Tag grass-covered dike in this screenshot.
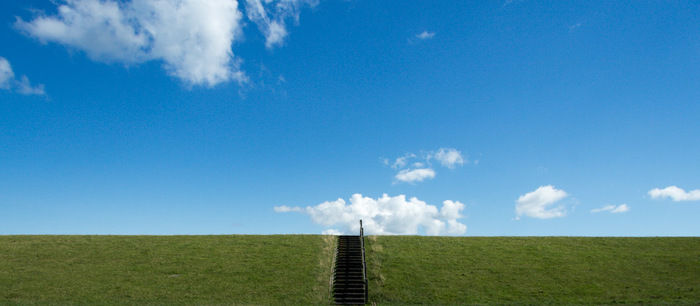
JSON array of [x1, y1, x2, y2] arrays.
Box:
[[1, 235, 699, 305], [366, 236, 700, 305], [1, 235, 336, 305]]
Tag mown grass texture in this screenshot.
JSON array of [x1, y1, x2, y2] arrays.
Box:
[[366, 236, 700, 305], [0, 235, 335, 305], [2, 235, 700, 305]]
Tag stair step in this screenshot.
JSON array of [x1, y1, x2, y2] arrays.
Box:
[[334, 287, 365, 292], [334, 281, 366, 285], [334, 267, 364, 271], [333, 286, 366, 290], [335, 301, 365, 305], [334, 278, 365, 282], [333, 278, 365, 282], [334, 284, 365, 288], [335, 298, 366, 302]]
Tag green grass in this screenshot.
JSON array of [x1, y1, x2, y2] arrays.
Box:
[[366, 236, 700, 305], [2, 236, 699, 305], [0, 235, 335, 305]]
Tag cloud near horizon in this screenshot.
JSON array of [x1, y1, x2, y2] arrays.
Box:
[[516, 185, 569, 219], [0, 57, 45, 95], [648, 186, 700, 202], [275, 194, 467, 235], [15, 0, 315, 87]]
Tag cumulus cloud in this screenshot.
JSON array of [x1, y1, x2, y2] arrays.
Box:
[[16, 0, 245, 86], [274, 194, 467, 235], [591, 204, 629, 213], [387, 148, 467, 184], [516, 185, 568, 219], [0, 57, 45, 95], [649, 186, 700, 202], [395, 168, 436, 184], [415, 31, 435, 40], [16, 0, 314, 86]]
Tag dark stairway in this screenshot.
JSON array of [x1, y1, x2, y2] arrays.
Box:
[[332, 224, 368, 305]]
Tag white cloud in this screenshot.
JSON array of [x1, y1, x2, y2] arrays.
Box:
[[611, 204, 630, 213], [415, 31, 435, 40], [0, 57, 45, 95], [395, 168, 436, 184], [591, 204, 629, 213], [245, 0, 317, 49], [569, 23, 582, 33], [0, 58, 14, 89], [273, 205, 302, 212], [245, 0, 284, 49], [392, 153, 416, 169], [516, 185, 568, 219], [430, 148, 465, 169], [274, 194, 467, 235], [387, 148, 467, 184], [322, 229, 343, 235], [16, 0, 250, 86], [265, 21, 288, 48], [501, 0, 525, 8], [649, 186, 700, 202]]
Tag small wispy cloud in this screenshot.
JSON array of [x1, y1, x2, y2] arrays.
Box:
[[516, 185, 569, 219], [274, 194, 467, 235], [391, 153, 416, 169], [591, 204, 629, 213], [395, 168, 436, 184], [649, 186, 700, 202], [569, 23, 582, 33], [244, 0, 318, 49], [385, 148, 467, 184], [415, 31, 435, 40], [429, 148, 465, 169], [273, 205, 303, 213], [0, 57, 45, 95], [501, 0, 526, 9]]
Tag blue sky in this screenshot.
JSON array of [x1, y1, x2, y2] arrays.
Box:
[[1, 0, 699, 236]]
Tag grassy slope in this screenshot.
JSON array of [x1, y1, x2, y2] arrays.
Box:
[[2, 236, 700, 305], [0, 235, 335, 305], [366, 236, 700, 305]]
